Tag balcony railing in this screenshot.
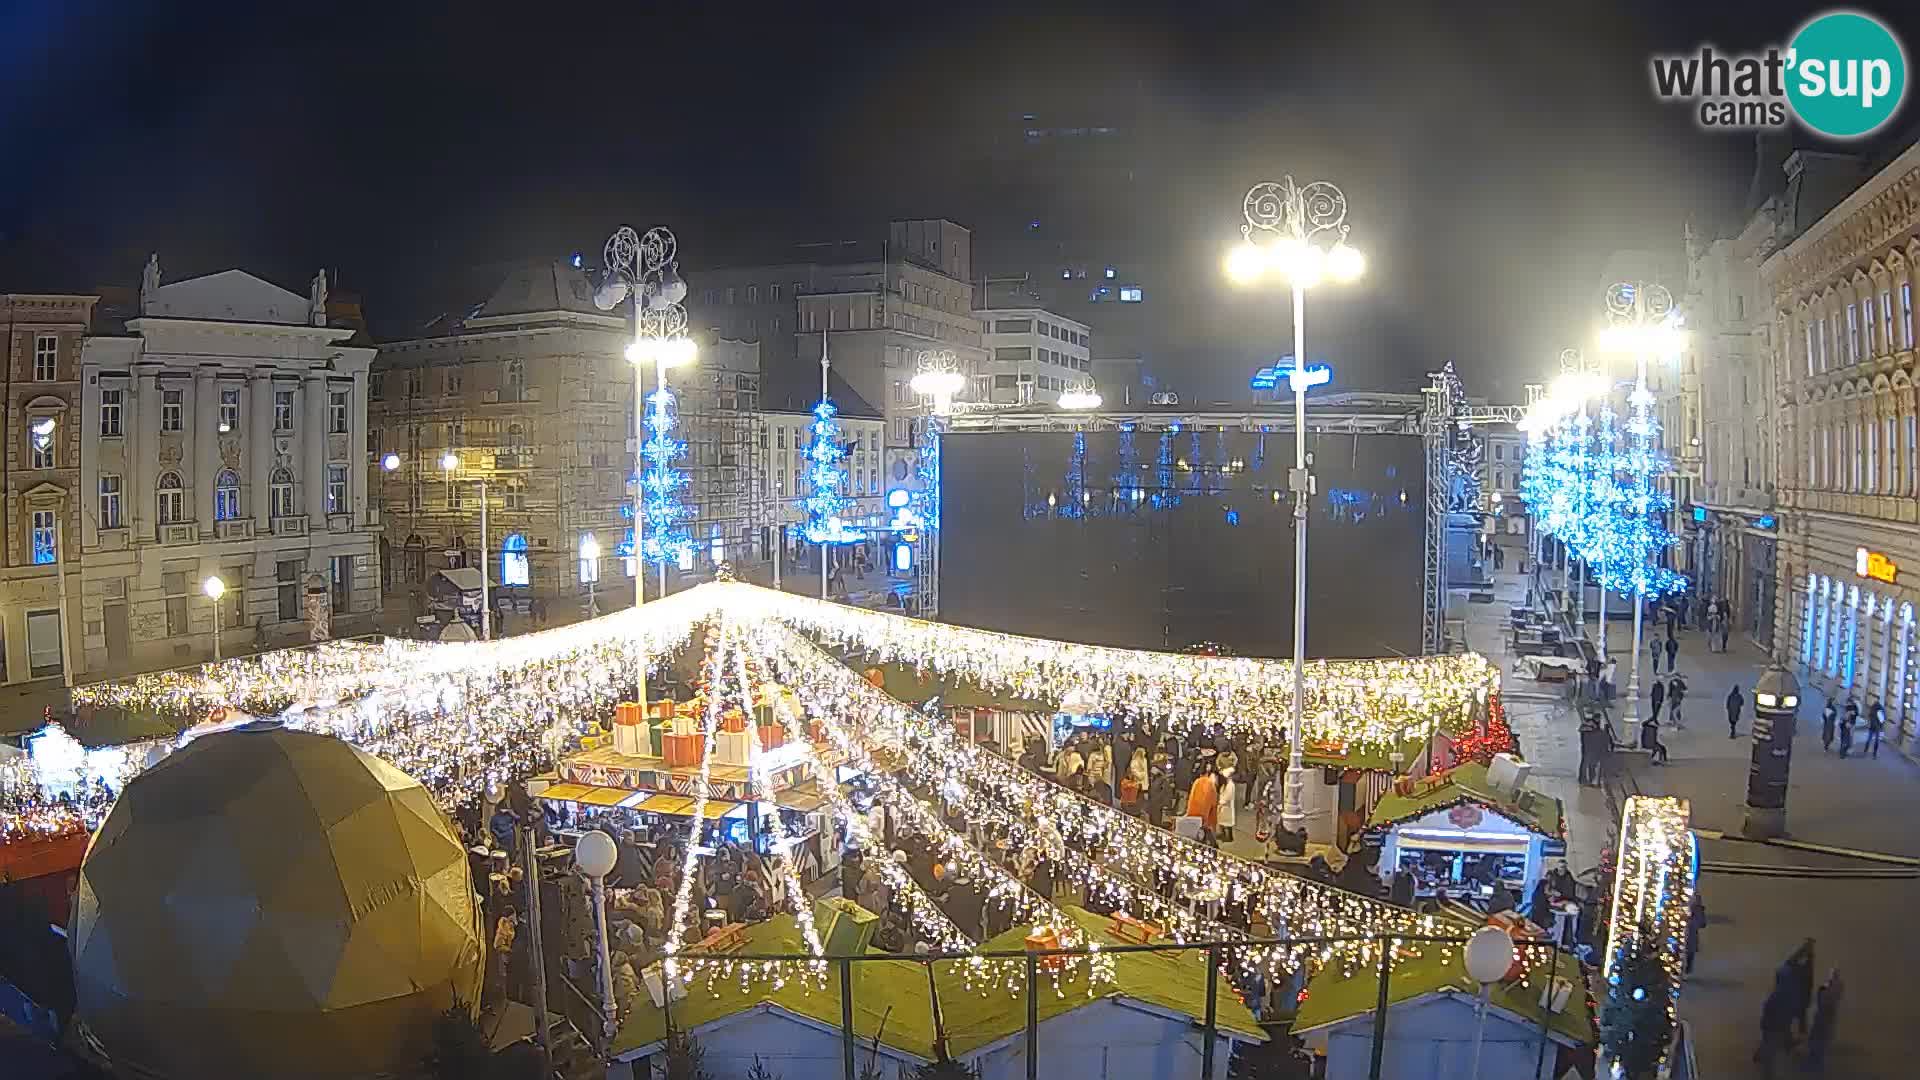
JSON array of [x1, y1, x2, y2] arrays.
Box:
[[272, 514, 309, 538]]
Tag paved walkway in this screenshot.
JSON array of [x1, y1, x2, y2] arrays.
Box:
[[1601, 598, 1920, 1080]]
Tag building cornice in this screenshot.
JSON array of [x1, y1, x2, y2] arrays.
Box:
[[125, 317, 359, 344], [1762, 141, 1920, 299]]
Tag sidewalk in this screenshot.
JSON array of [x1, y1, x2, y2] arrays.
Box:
[[1462, 564, 1615, 874], [1611, 608, 1920, 1080]]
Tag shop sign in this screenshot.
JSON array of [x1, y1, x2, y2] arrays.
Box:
[[1856, 547, 1898, 585]]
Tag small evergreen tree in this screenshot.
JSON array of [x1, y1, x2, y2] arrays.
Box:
[[662, 1027, 714, 1080], [1599, 926, 1674, 1079], [913, 1058, 979, 1080]]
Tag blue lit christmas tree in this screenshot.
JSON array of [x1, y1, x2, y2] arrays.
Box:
[[1611, 382, 1688, 599], [798, 399, 865, 544], [640, 387, 693, 566]]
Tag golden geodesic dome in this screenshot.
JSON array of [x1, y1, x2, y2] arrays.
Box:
[[71, 721, 484, 1080]]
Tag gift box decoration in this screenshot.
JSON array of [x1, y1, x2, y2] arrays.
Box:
[[671, 714, 701, 737], [757, 724, 785, 751], [815, 896, 879, 956], [662, 732, 706, 768], [616, 701, 645, 727], [1023, 927, 1065, 971], [715, 730, 753, 767], [645, 721, 666, 757], [646, 699, 675, 721], [721, 709, 748, 734], [642, 960, 688, 1008], [808, 719, 828, 744]]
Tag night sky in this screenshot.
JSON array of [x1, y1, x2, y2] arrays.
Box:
[[3, 0, 1916, 401]]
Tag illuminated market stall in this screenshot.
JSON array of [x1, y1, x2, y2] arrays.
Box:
[[1363, 756, 1565, 907]]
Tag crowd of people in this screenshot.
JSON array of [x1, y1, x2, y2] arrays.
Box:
[[1755, 939, 1844, 1076]]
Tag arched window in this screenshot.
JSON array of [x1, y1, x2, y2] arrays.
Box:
[[270, 467, 296, 519], [505, 359, 526, 401], [403, 533, 426, 583], [500, 532, 530, 587], [506, 422, 527, 453], [214, 469, 241, 521], [157, 471, 185, 525]]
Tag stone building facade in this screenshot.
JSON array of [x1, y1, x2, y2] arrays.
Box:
[[1763, 141, 1920, 750], [0, 293, 94, 685], [77, 264, 379, 674]]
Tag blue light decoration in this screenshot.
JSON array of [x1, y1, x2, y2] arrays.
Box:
[[1610, 382, 1689, 599], [1691, 505, 1708, 524], [640, 388, 693, 566], [1756, 514, 1776, 530], [914, 417, 943, 531], [894, 542, 913, 572], [797, 398, 865, 544], [1059, 431, 1088, 518]]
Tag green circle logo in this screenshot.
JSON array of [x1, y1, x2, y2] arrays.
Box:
[[1786, 11, 1907, 138]]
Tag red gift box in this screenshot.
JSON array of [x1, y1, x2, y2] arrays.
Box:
[[758, 725, 785, 751], [646, 699, 675, 721], [663, 732, 707, 768], [722, 710, 748, 734], [616, 701, 645, 727]]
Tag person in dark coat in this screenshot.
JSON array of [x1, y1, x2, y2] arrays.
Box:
[[1685, 892, 1706, 973], [1866, 699, 1886, 758], [1726, 684, 1745, 739], [1667, 673, 1688, 728], [1576, 718, 1598, 785], [1640, 716, 1668, 764], [1839, 697, 1857, 758], [1663, 633, 1679, 674], [1807, 968, 1844, 1072], [1755, 985, 1796, 1076], [1649, 678, 1666, 723], [1821, 700, 1838, 752], [1781, 939, 1817, 1038], [1648, 633, 1663, 675]]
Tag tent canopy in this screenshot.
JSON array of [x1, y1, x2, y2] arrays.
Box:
[[1366, 760, 1563, 838]]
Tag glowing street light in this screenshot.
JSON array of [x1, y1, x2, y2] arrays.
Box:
[[1224, 175, 1364, 839], [1057, 382, 1103, 410], [381, 452, 401, 472], [203, 576, 227, 661]]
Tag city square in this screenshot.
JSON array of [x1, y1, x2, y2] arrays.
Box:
[[3, 4, 1920, 1080]]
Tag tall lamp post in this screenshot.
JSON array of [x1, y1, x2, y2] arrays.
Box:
[[910, 350, 966, 616], [1225, 177, 1365, 836], [1597, 282, 1687, 732], [596, 225, 695, 707], [203, 576, 227, 661], [572, 830, 619, 1044], [442, 452, 490, 641]]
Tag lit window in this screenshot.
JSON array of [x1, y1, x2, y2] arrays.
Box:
[[1119, 286, 1144, 303], [214, 469, 241, 521], [98, 474, 122, 529], [501, 533, 530, 586], [219, 388, 240, 431], [28, 418, 55, 469], [30, 510, 56, 564], [326, 465, 348, 513], [275, 390, 296, 431]]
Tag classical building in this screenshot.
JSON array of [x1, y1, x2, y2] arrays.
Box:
[[0, 292, 94, 685], [77, 261, 379, 673], [1479, 428, 1527, 539], [977, 307, 1092, 405], [1763, 139, 1920, 750], [370, 260, 765, 626]]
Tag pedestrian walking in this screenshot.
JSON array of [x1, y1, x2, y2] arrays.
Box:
[[1664, 603, 1678, 637], [1726, 684, 1745, 739], [1685, 891, 1706, 973], [1867, 699, 1886, 758], [1648, 633, 1663, 675], [1839, 696, 1857, 759], [1821, 700, 1837, 752], [1640, 715, 1669, 764], [1755, 985, 1796, 1077], [1663, 633, 1679, 674], [1577, 717, 1605, 785], [1649, 677, 1666, 723], [1601, 656, 1617, 703], [1783, 938, 1816, 1039], [1806, 968, 1844, 1072], [1667, 672, 1688, 729]]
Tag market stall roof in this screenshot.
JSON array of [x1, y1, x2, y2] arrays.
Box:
[[1365, 760, 1563, 838], [855, 660, 1054, 713], [537, 784, 737, 818], [1275, 731, 1432, 772], [1290, 934, 1593, 1046], [433, 567, 488, 592], [610, 906, 1262, 1062]]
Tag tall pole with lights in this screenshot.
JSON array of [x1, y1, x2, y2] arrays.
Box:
[[1225, 177, 1365, 837], [595, 226, 696, 704], [203, 576, 227, 661], [910, 349, 966, 617], [1597, 281, 1688, 732], [441, 452, 490, 640]]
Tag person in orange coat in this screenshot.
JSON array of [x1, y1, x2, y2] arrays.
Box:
[[1185, 764, 1221, 839]]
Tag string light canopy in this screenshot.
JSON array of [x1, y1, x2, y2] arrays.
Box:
[[1602, 796, 1697, 1067]]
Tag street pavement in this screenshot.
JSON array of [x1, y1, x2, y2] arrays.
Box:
[[1594, 585, 1920, 1080]]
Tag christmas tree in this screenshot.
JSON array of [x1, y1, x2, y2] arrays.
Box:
[[1599, 925, 1674, 1080], [641, 387, 693, 567], [799, 398, 864, 545]]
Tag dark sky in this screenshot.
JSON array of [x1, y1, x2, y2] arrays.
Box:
[[3, 0, 1915, 402]]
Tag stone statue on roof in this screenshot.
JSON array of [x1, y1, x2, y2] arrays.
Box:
[[309, 269, 329, 326], [140, 254, 161, 312]]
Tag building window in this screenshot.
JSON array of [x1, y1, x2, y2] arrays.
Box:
[[30, 510, 56, 565], [770, 283, 783, 302], [444, 366, 463, 396], [331, 554, 353, 613], [32, 334, 57, 381], [501, 533, 530, 586], [214, 469, 241, 521], [501, 481, 525, 511], [161, 389, 184, 432], [747, 284, 759, 303], [270, 467, 295, 518], [157, 472, 185, 524], [406, 369, 424, 397], [370, 372, 384, 401], [326, 465, 348, 514], [98, 474, 122, 529], [1119, 286, 1144, 303], [274, 390, 295, 431], [1805, 322, 1816, 377], [579, 538, 599, 584], [277, 560, 302, 621], [447, 481, 463, 510], [505, 358, 526, 401], [219, 388, 240, 432], [1904, 284, 1915, 349], [100, 388, 123, 436], [1864, 296, 1878, 355], [1814, 317, 1827, 371], [1882, 289, 1896, 350], [28, 419, 55, 469], [329, 390, 349, 433]]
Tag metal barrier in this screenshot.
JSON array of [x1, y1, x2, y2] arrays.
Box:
[[616, 931, 1578, 1080]]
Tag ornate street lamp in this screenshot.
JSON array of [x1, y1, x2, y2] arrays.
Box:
[[1223, 177, 1364, 837]]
